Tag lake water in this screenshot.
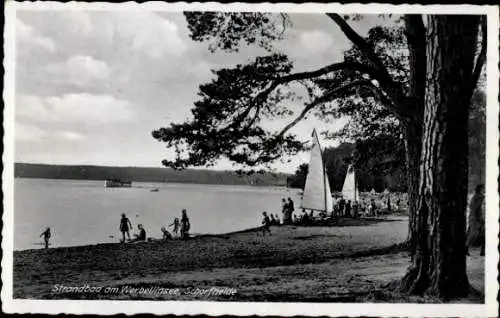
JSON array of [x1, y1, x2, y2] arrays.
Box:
[[14, 178, 302, 251]]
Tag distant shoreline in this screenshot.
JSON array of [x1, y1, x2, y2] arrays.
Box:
[[14, 162, 291, 187]]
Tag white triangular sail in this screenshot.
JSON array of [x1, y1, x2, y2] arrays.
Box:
[[301, 130, 333, 212], [342, 164, 358, 202]]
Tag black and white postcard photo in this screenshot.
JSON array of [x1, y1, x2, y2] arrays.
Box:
[[2, 2, 499, 317]]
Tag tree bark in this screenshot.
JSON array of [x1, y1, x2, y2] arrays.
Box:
[[403, 120, 422, 256], [403, 15, 426, 256], [401, 15, 480, 300]]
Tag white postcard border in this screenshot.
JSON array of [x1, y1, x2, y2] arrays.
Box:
[[2, 2, 499, 317]]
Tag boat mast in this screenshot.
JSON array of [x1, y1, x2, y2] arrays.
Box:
[[323, 152, 327, 213]]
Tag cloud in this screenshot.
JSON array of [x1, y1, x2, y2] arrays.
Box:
[[16, 93, 136, 125], [111, 12, 187, 59], [16, 18, 56, 52], [15, 122, 47, 142], [61, 11, 93, 37], [55, 131, 88, 141], [46, 55, 112, 87]]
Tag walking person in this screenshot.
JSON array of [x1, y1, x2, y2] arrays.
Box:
[[40, 227, 51, 249], [180, 209, 191, 240], [119, 213, 132, 243], [466, 185, 485, 256]]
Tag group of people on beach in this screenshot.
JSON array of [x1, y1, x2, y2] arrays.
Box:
[[38, 185, 485, 255], [119, 209, 191, 243]]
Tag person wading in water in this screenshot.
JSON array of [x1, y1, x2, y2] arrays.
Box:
[[119, 213, 132, 243], [180, 209, 191, 240]]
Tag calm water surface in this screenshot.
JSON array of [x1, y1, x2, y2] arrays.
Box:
[[14, 178, 302, 250]]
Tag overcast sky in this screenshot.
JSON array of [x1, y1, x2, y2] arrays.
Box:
[[14, 10, 392, 173]]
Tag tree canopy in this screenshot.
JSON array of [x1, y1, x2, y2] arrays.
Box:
[[152, 13, 425, 171]]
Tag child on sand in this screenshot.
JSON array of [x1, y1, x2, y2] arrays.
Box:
[[169, 217, 180, 237], [147, 227, 173, 243], [261, 211, 272, 235], [131, 224, 146, 242], [119, 213, 133, 243], [161, 227, 173, 240], [270, 214, 277, 225], [40, 227, 51, 249]]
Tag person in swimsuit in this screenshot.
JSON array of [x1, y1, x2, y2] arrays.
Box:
[[270, 214, 277, 225], [131, 224, 146, 242], [161, 227, 173, 240], [119, 213, 132, 243], [180, 209, 191, 240], [274, 214, 281, 225], [169, 217, 180, 237], [40, 227, 51, 249]]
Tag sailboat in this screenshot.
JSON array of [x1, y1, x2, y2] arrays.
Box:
[[301, 129, 333, 214], [342, 164, 359, 202]]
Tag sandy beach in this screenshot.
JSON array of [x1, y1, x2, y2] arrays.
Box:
[[13, 215, 484, 302]]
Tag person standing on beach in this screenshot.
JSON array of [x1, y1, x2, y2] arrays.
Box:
[[281, 198, 289, 224], [261, 211, 272, 235], [338, 197, 345, 217], [40, 227, 51, 249], [180, 209, 191, 240], [466, 184, 485, 256], [169, 217, 180, 237], [287, 197, 295, 224], [345, 201, 351, 218], [119, 213, 132, 243]]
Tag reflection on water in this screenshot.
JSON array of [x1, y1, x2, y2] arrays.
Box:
[[14, 178, 301, 250]]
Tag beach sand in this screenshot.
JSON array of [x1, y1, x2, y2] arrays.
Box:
[[13, 216, 484, 302]]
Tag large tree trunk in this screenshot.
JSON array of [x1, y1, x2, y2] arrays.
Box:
[[404, 121, 422, 257], [401, 15, 479, 300], [403, 15, 426, 257]]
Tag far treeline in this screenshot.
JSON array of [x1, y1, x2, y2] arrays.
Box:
[[14, 163, 289, 187]]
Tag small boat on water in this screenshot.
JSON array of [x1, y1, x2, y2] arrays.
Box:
[[150, 188, 159, 192], [104, 179, 132, 188]]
